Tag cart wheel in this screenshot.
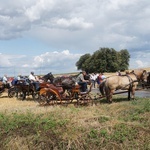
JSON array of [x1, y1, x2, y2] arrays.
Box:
[[8, 88, 16, 98], [17, 91, 26, 100], [38, 95, 47, 105], [77, 94, 93, 106], [46, 94, 58, 106], [32, 92, 39, 102]]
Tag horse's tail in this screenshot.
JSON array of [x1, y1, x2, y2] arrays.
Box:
[[99, 80, 106, 96]]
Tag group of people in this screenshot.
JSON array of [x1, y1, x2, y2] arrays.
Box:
[[1, 72, 41, 91], [90, 72, 106, 88], [1, 70, 106, 93]]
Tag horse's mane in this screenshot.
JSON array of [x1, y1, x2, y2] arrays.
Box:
[[42, 72, 54, 83]]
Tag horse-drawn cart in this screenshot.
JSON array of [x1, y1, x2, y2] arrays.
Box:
[[8, 79, 38, 100], [8, 72, 54, 101], [37, 82, 94, 106]]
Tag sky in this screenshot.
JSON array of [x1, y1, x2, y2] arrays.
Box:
[[0, 0, 150, 77]]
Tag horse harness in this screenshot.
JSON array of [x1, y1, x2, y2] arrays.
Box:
[[125, 72, 139, 90]]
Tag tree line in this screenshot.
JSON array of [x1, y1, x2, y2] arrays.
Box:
[[76, 47, 130, 73]]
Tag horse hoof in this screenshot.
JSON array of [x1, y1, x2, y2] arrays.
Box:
[[108, 101, 112, 104]]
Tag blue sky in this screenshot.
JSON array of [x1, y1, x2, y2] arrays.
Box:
[[0, 0, 150, 76]]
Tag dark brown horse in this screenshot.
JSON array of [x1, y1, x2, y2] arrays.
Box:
[[8, 72, 55, 100], [53, 75, 77, 92], [41, 72, 54, 83], [0, 81, 11, 94], [99, 69, 148, 103]]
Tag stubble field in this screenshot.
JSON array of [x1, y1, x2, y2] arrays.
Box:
[[0, 89, 150, 150]]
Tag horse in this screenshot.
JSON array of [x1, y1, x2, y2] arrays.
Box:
[[99, 69, 148, 103], [0, 81, 11, 94], [8, 72, 54, 100], [41, 72, 54, 83], [8, 79, 36, 100], [53, 75, 77, 92]]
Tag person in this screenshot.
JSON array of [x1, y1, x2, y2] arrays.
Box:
[[97, 73, 106, 85], [116, 70, 121, 76], [11, 76, 18, 86], [2, 74, 8, 84], [97, 73, 103, 85], [90, 73, 97, 88], [17, 74, 21, 80], [76, 71, 89, 92], [101, 73, 106, 80], [28, 72, 40, 91]]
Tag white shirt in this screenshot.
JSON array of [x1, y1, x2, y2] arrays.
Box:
[[101, 75, 106, 80], [29, 74, 36, 81], [3, 76, 7, 82], [90, 74, 97, 81]]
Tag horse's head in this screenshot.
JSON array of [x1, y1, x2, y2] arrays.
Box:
[[42, 72, 54, 83], [48, 72, 54, 83], [132, 69, 148, 83]]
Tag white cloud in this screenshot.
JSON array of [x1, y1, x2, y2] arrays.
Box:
[[0, 50, 82, 76], [0, 54, 12, 67], [54, 17, 93, 30], [129, 50, 150, 69], [0, 0, 150, 75], [135, 60, 144, 68]]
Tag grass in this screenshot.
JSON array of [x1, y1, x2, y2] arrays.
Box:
[[0, 94, 150, 149]]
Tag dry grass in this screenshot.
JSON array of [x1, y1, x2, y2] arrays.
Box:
[[0, 90, 150, 149], [0, 92, 61, 115]]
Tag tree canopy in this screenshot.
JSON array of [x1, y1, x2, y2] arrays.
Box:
[[76, 48, 130, 73]]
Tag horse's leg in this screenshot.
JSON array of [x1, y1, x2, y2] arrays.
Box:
[[109, 89, 114, 103], [131, 87, 136, 100], [23, 91, 26, 100], [128, 89, 131, 100], [104, 86, 109, 103], [105, 87, 114, 103]]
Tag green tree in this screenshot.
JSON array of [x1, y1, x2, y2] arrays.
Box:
[[75, 53, 91, 72], [76, 48, 130, 73], [119, 49, 130, 71]]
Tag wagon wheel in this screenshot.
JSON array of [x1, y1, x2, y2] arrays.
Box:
[[32, 91, 40, 102], [38, 93, 58, 106], [85, 94, 94, 106], [17, 91, 26, 100], [46, 93, 58, 106], [62, 90, 74, 106], [38, 94, 48, 105], [8, 87, 17, 98], [77, 93, 93, 106]]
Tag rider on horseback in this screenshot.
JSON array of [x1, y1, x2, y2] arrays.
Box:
[[29, 72, 40, 91], [2, 74, 8, 84]]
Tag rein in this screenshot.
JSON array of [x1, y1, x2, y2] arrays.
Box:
[[131, 72, 139, 82]]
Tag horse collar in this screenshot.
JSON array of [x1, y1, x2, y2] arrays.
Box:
[[132, 72, 139, 81]]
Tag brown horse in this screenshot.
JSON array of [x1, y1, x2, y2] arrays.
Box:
[[99, 69, 148, 103], [0, 81, 11, 94]]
